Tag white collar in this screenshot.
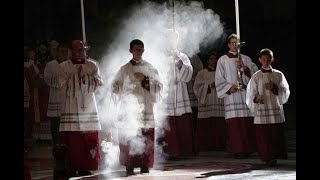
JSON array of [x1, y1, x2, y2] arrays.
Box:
[[261, 66, 272, 70], [229, 51, 238, 55]]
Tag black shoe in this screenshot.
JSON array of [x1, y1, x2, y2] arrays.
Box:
[[234, 153, 249, 159], [210, 147, 227, 151], [140, 167, 150, 173], [126, 167, 134, 176], [77, 170, 92, 176], [68, 170, 78, 177], [265, 159, 277, 167], [54, 169, 73, 179], [167, 156, 181, 161]]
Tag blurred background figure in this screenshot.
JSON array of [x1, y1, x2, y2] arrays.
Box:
[[193, 52, 226, 151]]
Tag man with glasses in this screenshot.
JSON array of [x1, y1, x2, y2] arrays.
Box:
[[215, 33, 258, 159], [57, 40, 103, 177]]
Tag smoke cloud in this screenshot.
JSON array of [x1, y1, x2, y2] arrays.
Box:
[[96, 0, 225, 173]]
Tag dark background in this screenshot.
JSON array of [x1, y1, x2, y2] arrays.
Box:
[[24, 0, 296, 122]]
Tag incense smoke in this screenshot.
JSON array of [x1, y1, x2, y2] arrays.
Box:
[[95, 0, 225, 173]]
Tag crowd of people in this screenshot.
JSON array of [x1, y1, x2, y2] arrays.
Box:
[[24, 33, 290, 179]]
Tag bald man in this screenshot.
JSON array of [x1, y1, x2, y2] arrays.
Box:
[[57, 40, 103, 176]]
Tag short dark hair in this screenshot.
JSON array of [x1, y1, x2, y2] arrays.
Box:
[[259, 48, 273, 58], [130, 39, 144, 49], [207, 51, 218, 62], [210, 51, 218, 57]]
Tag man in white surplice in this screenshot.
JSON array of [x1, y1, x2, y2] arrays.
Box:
[[112, 39, 162, 175], [160, 29, 197, 158], [58, 40, 103, 175], [193, 52, 226, 151], [44, 43, 69, 146], [215, 33, 258, 159], [187, 53, 203, 132]]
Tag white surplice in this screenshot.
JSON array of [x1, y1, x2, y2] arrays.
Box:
[[246, 68, 290, 124], [187, 54, 203, 107], [193, 69, 224, 118], [112, 60, 162, 129], [215, 54, 258, 119], [163, 51, 193, 116], [58, 59, 103, 131], [44, 60, 66, 117]]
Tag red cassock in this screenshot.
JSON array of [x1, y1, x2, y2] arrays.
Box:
[[24, 145, 31, 180], [255, 123, 287, 161], [60, 131, 100, 171], [119, 128, 155, 168], [161, 113, 197, 157], [227, 117, 256, 154], [196, 117, 227, 151]]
